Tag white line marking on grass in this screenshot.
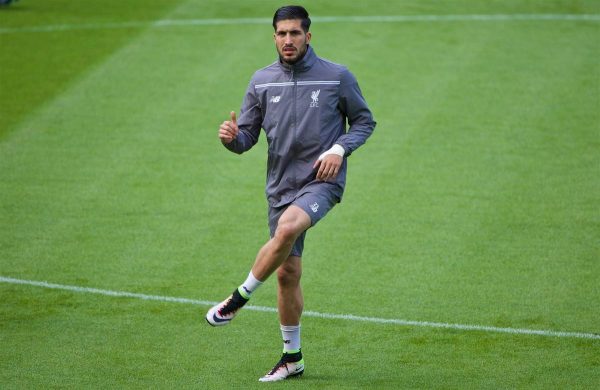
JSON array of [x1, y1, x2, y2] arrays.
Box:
[[1, 14, 599, 34], [1, 275, 599, 340]]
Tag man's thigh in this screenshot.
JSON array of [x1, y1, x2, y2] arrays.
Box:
[[291, 185, 340, 227], [268, 205, 309, 257], [267, 185, 340, 257]]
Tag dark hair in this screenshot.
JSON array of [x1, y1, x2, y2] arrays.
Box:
[[272, 5, 311, 32]]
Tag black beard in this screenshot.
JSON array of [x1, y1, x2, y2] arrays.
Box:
[[279, 45, 308, 65]]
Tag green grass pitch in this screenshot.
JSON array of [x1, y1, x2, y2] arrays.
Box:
[[1, 0, 599, 388]]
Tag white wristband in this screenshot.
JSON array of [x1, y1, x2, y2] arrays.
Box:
[[318, 144, 345, 161]]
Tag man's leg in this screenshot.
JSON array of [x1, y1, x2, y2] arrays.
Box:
[[258, 255, 305, 382], [206, 205, 310, 326], [258, 188, 340, 381], [277, 255, 303, 326]]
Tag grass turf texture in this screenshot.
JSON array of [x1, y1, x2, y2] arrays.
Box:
[[1, 0, 599, 388]]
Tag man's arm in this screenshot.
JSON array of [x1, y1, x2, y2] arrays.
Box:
[[219, 82, 262, 154], [335, 69, 376, 156], [313, 69, 375, 181]]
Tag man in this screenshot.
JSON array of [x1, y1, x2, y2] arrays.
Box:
[[206, 5, 376, 382]]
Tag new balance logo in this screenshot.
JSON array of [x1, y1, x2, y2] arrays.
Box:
[[310, 90, 320, 107], [310, 202, 319, 213], [270, 95, 281, 103]]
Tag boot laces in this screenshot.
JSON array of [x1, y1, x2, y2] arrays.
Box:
[[267, 358, 288, 376], [218, 296, 239, 317]]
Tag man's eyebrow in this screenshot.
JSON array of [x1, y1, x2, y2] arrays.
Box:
[[276, 28, 303, 34]]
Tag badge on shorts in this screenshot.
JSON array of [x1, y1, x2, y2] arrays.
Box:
[[310, 202, 319, 213]]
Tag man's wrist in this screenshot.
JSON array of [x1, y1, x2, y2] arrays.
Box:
[[318, 144, 345, 161]]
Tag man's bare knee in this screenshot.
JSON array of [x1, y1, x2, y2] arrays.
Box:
[[274, 205, 311, 244], [274, 221, 301, 244], [277, 258, 302, 287]]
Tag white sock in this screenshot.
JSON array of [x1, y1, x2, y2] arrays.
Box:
[[238, 271, 263, 299], [280, 324, 301, 353]]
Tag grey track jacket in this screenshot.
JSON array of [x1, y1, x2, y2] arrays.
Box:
[[225, 46, 376, 207]]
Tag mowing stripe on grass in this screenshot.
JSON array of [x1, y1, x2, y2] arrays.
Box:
[[1, 14, 599, 34], [1, 275, 599, 340]]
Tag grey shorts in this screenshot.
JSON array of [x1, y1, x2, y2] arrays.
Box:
[[268, 185, 340, 257]]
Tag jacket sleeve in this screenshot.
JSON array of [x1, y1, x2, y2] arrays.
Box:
[[336, 69, 376, 156], [223, 80, 263, 154]]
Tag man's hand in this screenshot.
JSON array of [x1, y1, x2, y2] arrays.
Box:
[[313, 154, 343, 181], [218, 111, 239, 144]]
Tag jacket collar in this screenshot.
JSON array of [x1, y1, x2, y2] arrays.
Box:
[[278, 45, 317, 73]]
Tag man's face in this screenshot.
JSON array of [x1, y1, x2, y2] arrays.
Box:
[[274, 19, 311, 65]]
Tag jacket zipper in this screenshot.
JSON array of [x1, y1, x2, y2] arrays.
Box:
[[291, 67, 297, 188], [291, 67, 296, 135]]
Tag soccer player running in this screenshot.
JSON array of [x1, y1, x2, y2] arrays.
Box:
[[206, 5, 376, 382]]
